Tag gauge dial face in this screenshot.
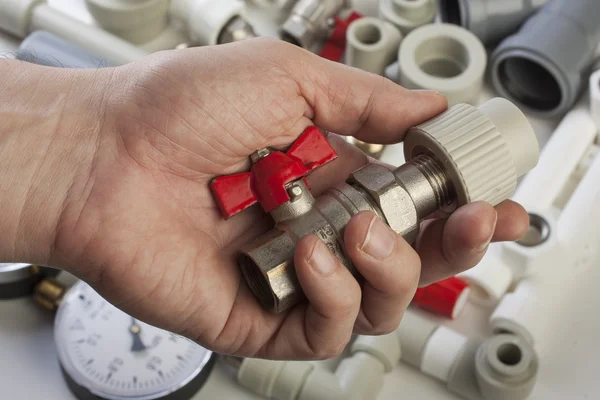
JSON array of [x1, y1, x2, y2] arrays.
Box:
[[54, 282, 213, 400]]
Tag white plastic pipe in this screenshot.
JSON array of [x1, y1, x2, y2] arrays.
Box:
[[557, 149, 600, 258], [492, 150, 600, 345], [512, 108, 598, 210], [0, 0, 149, 65]]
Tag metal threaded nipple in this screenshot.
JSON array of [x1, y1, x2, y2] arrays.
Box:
[[408, 154, 454, 208]]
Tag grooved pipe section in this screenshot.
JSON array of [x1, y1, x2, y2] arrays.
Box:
[[438, 0, 548, 45], [490, 0, 600, 118]]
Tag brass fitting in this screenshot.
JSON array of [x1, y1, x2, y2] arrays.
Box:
[[229, 99, 540, 313]]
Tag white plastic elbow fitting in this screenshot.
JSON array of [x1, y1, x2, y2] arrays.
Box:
[[489, 279, 546, 345], [379, 0, 436, 35], [84, 0, 170, 45], [397, 310, 539, 400], [236, 333, 400, 400], [345, 17, 402, 75], [171, 0, 253, 45], [398, 23, 487, 105], [459, 247, 513, 307], [590, 70, 600, 131]]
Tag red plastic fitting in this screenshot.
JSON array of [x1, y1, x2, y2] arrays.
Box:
[[319, 11, 363, 62], [412, 277, 470, 319], [210, 127, 337, 219]]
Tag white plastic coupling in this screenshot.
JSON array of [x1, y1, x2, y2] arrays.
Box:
[[379, 0, 436, 35], [398, 23, 487, 105], [345, 17, 402, 75]]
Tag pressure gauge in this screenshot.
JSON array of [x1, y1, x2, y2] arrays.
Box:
[[0, 263, 59, 299], [54, 281, 216, 400]]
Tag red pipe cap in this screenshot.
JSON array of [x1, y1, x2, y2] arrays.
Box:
[[412, 277, 471, 319]]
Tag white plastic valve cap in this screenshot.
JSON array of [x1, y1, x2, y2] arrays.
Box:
[[404, 98, 540, 206], [478, 98, 540, 178]]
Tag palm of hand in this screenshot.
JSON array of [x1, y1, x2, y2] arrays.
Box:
[[52, 41, 369, 358]]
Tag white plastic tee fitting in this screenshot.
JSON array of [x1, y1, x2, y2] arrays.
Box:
[[171, 0, 254, 45], [345, 17, 402, 75], [379, 0, 436, 35], [398, 23, 487, 105], [590, 70, 600, 131], [84, 0, 170, 45]]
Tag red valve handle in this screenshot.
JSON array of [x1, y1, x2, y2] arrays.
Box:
[[210, 127, 338, 219], [412, 277, 470, 319], [319, 11, 364, 62]]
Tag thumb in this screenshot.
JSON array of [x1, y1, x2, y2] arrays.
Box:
[[293, 49, 448, 144]]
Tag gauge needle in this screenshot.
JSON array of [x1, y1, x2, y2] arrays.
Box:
[[129, 317, 147, 352]]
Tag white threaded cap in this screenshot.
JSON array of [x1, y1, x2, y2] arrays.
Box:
[[404, 98, 540, 206]]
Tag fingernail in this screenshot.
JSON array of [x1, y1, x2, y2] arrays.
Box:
[[477, 211, 498, 251], [361, 216, 395, 260], [308, 240, 338, 276]]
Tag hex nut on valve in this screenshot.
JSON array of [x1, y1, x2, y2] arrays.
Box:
[[349, 164, 419, 243], [211, 100, 540, 313]]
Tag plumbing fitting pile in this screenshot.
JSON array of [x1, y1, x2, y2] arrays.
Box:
[[4, 1, 600, 400]]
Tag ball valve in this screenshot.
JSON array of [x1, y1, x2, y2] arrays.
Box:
[[210, 98, 540, 313], [281, 0, 349, 49]]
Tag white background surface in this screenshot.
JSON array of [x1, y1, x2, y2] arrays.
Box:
[[0, 1, 598, 399]]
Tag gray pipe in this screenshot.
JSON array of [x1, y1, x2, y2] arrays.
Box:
[[490, 0, 600, 118], [18, 31, 113, 68], [438, 0, 547, 45]]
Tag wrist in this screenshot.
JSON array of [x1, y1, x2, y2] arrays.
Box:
[[0, 60, 114, 266]]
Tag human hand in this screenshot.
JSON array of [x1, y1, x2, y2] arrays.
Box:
[[0, 38, 529, 360]]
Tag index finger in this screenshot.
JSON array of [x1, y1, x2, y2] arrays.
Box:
[[289, 49, 448, 144]]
